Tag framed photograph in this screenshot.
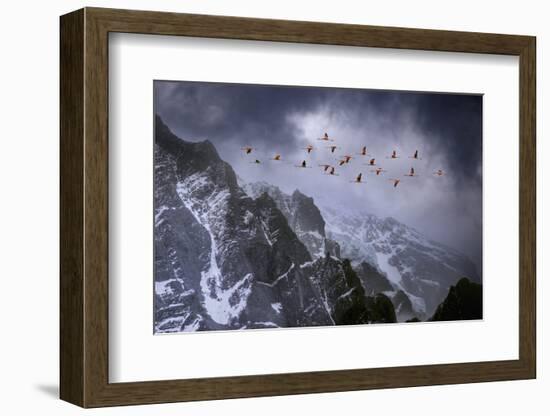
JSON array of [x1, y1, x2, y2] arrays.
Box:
[[60, 7, 536, 407]]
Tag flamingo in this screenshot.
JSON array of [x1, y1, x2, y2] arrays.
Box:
[[303, 144, 314, 154], [250, 159, 261, 164], [241, 146, 254, 155], [327, 145, 339, 153], [433, 169, 446, 176], [325, 166, 338, 176], [295, 160, 311, 168], [272, 154, 282, 161], [409, 149, 421, 160], [372, 167, 386, 176], [358, 146, 369, 156], [404, 167, 418, 177], [318, 132, 334, 141], [338, 159, 347, 166], [319, 164, 332, 172], [387, 150, 399, 159], [351, 173, 366, 184], [366, 158, 376, 166], [342, 155, 353, 163], [389, 178, 401, 188]]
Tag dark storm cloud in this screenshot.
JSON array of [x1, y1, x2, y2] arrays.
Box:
[[154, 80, 482, 271], [411, 94, 482, 188], [156, 81, 481, 192], [155, 81, 327, 151]]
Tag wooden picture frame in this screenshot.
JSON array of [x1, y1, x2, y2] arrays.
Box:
[[60, 7, 536, 408]]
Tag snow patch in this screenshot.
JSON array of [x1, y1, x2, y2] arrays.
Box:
[[320, 289, 336, 324], [406, 292, 427, 315], [271, 303, 283, 313], [300, 261, 315, 269], [182, 316, 203, 332], [260, 219, 274, 246], [154, 205, 171, 227], [155, 278, 184, 296], [243, 210, 254, 225], [419, 278, 441, 288], [176, 173, 253, 325], [337, 287, 356, 300], [155, 316, 186, 333], [376, 251, 402, 285], [257, 263, 295, 288]]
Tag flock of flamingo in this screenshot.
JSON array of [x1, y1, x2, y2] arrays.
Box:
[[241, 132, 446, 188]]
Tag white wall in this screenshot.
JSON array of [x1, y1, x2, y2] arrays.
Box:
[[0, 0, 545, 414]]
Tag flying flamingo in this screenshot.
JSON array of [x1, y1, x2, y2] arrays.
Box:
[[387, 150, 399, 159], [303, 144, 314, 154], [371, 167, 386, 176], [319, 164, 332, 172], [327, 145, 339, 153], [241, 146, 254, 155], [318, 132, 334, 141], [342, 155, 353, 163], [389, 178, 401, 188], [358, 146, 369, 156], [433, 169, 446, 176], [351, 173, 366, 184], [272, 154, 282, 161], [325, 166, 338, 176], [365, 158, 376, 166], [409, 150, 421, 160], [295, 160, 311, 168], [404, 167, 418, 177]]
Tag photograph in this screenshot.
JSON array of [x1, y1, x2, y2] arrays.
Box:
[[153, 81, 483, 333], [0, 1, 539, 412]]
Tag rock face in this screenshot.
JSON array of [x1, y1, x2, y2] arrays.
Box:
[[430, 278, 482, 321], [154, 116, 389, 332], [243, 182, 341, 259], [356, 262, 394, 296], [365, 294, 397, 324], [391, 290, 416, 322]]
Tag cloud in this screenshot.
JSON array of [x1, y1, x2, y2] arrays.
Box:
[[155, 80, 482, 271]]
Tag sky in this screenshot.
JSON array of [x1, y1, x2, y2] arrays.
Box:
[[154, 80, 483, 272]]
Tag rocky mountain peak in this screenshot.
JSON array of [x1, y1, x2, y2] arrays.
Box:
[[155, 115, 240, 192], [242, 181, 337, 259]]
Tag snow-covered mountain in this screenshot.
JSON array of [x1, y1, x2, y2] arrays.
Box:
[[321, 206, 480, 318], [154, 116, 395, 332]]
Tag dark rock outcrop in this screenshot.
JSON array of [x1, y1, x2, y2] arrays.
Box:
[[430, 278, 482, 321], [356, 261, 394, 296]]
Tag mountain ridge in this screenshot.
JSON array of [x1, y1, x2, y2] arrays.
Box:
[[242, 180, 479, 319]]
